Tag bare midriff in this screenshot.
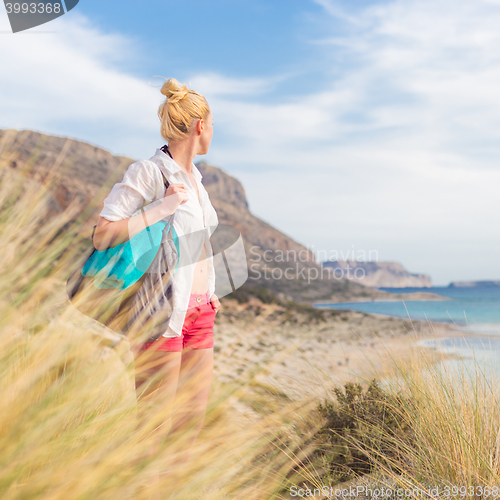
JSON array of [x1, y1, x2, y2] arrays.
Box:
[[190, 242, 209, 295], [189, 171, 209, 296]]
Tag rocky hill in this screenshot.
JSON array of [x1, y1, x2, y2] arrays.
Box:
[[0, 128, 409, 303], [321, 260, 432, 288]]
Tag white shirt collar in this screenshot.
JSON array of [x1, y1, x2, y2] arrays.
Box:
[[155, 148, 203, 182]]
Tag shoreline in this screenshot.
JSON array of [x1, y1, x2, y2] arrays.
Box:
[[213, 299, 475, 404], [313, 291, 450, 305]]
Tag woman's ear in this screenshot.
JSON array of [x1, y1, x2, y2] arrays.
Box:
[[196, 118, 204, 136]]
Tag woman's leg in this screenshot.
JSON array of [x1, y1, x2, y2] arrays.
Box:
[[133, 349, 183, 459], [166, 346, 214, 466]]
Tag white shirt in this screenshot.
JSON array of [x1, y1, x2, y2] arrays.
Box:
[[99, 148, 219, 337]]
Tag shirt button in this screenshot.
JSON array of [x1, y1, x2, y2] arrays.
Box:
[[196, 296, 202, 303]]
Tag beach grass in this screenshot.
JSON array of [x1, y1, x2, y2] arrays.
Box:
[[376, 338, 500, 495], [0, 161, 329, 499], [2, 155, 500, 499], [299, 336, 500, 499]]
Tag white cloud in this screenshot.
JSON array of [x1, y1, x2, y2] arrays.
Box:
[[0, 11, 162, 155], [202, 0, 500, 283], [188, 73, 282, 97]]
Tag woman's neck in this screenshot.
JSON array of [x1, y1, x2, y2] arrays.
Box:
[[166, 142, 195, 175]]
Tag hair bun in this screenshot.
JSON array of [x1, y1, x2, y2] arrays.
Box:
[[157, 77, 210, 143], [161, 78, 190, 104]]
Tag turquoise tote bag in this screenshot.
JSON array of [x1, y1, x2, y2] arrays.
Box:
[[81, 213, 171, 290], [66, 164, 179, 338]]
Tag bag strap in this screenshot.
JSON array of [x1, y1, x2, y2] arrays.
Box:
[[159, 144, 173, 190], [159, 169, 170, 190], [156, 148, 176, 233]]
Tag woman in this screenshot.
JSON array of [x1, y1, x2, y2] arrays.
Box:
[[92, 77, 220, 471]]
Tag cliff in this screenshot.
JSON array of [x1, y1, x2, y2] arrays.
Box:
[[321, 260, 432, 288]]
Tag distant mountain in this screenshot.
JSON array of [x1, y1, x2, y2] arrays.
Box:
[[448, 280, 500, 287], [0, 128, 410, 303], [321, 260, 432, 288]]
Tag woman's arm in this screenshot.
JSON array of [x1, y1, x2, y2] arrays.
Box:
[[93, 183, 188, 251]]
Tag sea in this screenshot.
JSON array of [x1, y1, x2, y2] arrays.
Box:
[[313, 285, 500, 380]]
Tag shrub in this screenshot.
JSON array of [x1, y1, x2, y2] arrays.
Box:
[[310, 379, 415, 484]]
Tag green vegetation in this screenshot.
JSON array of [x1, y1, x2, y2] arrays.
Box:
[[287, 356, 500, 496], [227, 284, 343, 323], [311, 380, 414, 483]]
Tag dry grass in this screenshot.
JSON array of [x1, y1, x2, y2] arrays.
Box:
[[2, 155, 500, 500], [381, 340, 500, 493], [0, 162, 328, 500], [320, 338, 500, 499]]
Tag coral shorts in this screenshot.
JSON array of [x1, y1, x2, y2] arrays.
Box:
[[139, 291, 216, 352]]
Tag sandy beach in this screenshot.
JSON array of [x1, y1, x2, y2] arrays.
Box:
[[74, 290, 491, 426], [73, 291, 475, 412], [211, 297, 463, 406]]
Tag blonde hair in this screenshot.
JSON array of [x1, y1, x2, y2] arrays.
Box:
[[158, 78, 211, 142]]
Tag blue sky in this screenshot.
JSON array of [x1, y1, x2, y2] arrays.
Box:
[[1, 0, 500, 285]]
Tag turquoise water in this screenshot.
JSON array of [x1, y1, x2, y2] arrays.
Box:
[[314, 286, 500, 334], [314, 286, 500, 377]]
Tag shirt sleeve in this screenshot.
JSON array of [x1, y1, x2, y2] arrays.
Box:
[[99, 160, 159, 221]]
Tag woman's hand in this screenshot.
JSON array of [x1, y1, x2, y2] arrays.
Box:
[[93, 183, 189, 251], [160, 183, 189, 216], [210, 294, 221, 313]]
